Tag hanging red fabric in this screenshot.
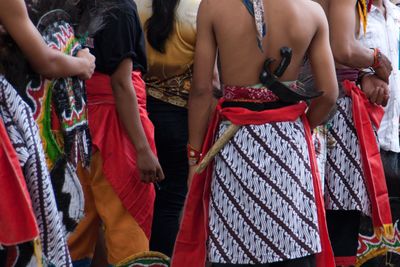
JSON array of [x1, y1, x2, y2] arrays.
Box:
[[343, 80, 393, 238], [0, 119, 38, 245]]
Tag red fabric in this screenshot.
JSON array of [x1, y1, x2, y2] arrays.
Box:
[[223, 85, 279, 102], [334, 256, 357, 266], [0, 120, 38, 245], [301, 115, 335, 267], [85, 71, 156, 238], [343, 80, 392, 233], [171, 99, 334, 267]]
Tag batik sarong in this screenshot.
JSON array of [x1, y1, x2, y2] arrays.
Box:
[[325, 96, 371, 216], [0, 76, 72, 266], [208, 118, 321, 264], [171, 87, 334, 267]]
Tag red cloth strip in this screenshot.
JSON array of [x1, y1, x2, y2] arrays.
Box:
[[171, 99, 334, 267], [343, 80, 392, 234], [0, 119, 38, 245]]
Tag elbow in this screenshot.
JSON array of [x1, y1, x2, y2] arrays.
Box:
[[322, 89, 339, 110], [332, 45, 354, 66]]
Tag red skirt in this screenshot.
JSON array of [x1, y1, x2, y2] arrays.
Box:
[[85, 71, 156, 238]]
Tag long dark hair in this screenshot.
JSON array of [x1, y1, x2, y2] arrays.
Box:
[[146, 0, 180, 53]]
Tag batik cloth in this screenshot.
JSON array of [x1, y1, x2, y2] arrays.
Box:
[[324, 79, 393, 239], [0, 76, 72, 266], [242, 0, 266, 50], [171, 86, 335, 267]]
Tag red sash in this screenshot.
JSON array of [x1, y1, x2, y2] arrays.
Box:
[[0, 120, 38, 245], [343, 80, 393, 238], [171, 99, 335, 267], [85, 71, 156, 238]]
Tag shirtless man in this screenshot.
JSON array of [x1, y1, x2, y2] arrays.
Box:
[[171, 0, 338, 266], [312, 0, 393, 266]]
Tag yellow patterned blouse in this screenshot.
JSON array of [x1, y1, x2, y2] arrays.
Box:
[[135, 0, 201, 107]]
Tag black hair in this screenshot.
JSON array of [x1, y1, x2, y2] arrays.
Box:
[[146, 0, 180, 53]]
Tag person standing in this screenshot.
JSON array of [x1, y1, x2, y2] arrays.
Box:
[[312, 0, 394, 266], [356, 0, 400, 265], [172, 0, 339, 266], [67, 0, 164, 265], [135, 0, 201, 256]]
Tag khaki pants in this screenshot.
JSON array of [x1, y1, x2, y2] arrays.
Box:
[[68, 152, 149, 265]]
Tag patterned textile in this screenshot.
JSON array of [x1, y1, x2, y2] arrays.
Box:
[[357, 219, 400, 266], [0, 76, 72, 266], [223, 85, 279, 103], [208, 119, 321, 264], [325, 96, 371, 216], [25, 12, 89, 233], [242, 0, 266, 50], [313, 125, 328, 190], [145, 68, 192, 108], [116, 252, 170, 267]]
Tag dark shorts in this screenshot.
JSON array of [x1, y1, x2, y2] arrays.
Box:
[[326, 210, 361, 266]]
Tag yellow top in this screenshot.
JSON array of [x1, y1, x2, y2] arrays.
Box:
[[135, 0, 201, 107]]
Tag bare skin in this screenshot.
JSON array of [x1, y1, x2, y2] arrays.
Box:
[[0, 0, 95, 80], [187, 0, 339, 185], [111, 58, 164, 183], [314, 0, 391, 105]]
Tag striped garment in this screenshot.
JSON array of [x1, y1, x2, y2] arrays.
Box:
[[208, 119, 321, 264], [324, 96, 371, 216], [0, 76, 72, 266]]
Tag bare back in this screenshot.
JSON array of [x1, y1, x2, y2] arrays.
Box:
[[210, 0, 326, 85]]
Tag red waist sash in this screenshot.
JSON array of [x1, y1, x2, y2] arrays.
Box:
[[171, 98, 335, 267], [0, 119, 38, 245], [343, 80, 393, 238], [85, 71, 155, 238]]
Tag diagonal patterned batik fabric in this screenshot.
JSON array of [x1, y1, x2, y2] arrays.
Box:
[[208, 119, 321, 264], [324, 97, 371, 216], [0, 76, 72, 266]]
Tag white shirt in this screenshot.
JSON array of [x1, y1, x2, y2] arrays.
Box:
[[358, 0, 400, 152]]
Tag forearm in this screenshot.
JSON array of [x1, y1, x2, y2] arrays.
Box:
[[188, 88, 213, 151], [306, 94, 337, 129], [32, 49, 87, 78], [112, 82, 151, 152], [332, 41, 374, 69]]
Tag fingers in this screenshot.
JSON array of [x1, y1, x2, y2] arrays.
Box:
[[156, 166, 165, 181]]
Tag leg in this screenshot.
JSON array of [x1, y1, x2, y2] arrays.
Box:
[[148, 97, 189, 256], [68, 159, 101, 267], [89, 152, 149, 265], [326, 210, 361, 267]]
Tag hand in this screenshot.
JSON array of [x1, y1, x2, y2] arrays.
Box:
[[77, 48, 95, 80], [137, 148, 165, 184], [361, 74, 390, 106], [374, 52, 392, 83]]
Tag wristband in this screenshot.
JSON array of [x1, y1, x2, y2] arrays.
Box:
[[371, 48, 382, 70], [187, 143, 202, 166]]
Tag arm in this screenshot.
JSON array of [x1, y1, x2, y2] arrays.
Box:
[[188, 0, 217, 153], [328, 0, 374, 67], [111, 58, 164, 183], [0, 0, 95, 79], [307, 5, 339, 128], [328, 0, 392, 82]]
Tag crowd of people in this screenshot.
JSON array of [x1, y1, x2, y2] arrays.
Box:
[[0, 0, 400, 266]]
